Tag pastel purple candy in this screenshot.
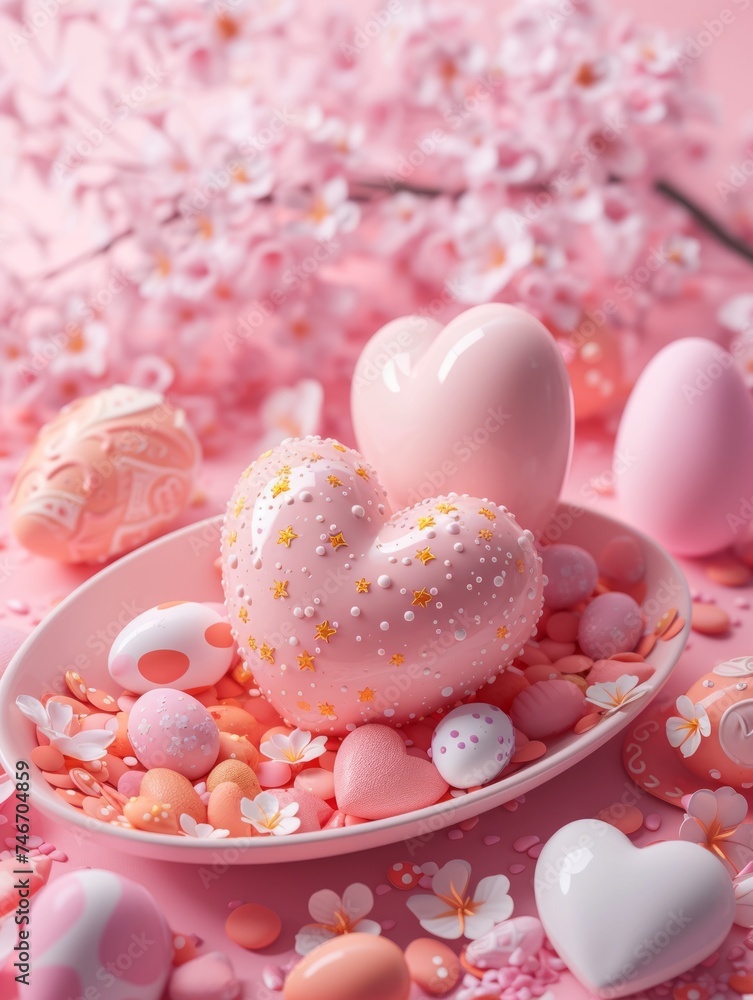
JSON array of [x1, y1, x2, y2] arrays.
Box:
[[577, 591, 643, 660], [541, 544, 598, 611]]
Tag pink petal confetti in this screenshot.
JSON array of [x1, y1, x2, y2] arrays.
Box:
[[513, 834, 540, 853], [448, 829, 464, 840], [381, 920, 396, 931], [644, 813, 662, 832], [527, 843, 544, 859], [375, 884, 392, 896], [484, 835, 501, 846], [459, 816, 479, 831], [509, 863, 526, 875]]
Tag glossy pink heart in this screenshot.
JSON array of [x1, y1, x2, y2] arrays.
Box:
[[351, 304, 573, 538], [334, 724, 449, 819], [222, 437, 543, 735]]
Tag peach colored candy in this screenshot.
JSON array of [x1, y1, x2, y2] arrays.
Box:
[[65, 669, 89, 700], [546, 612, 580, 644], [31, 745, 65, 772], [56, 787, 88, 808], [256, 761, 292, 788], [404, 938, 461, 997], [82, 797, 121, 823], [86, 687, 119, 712], [691, 602, 730, 636], [523, 663, 560, 684], [80, 711, 116, 731], [226, 902, 281, 950], [216, 732, 260, 769], [141, 769, 207, 824], [510, 679, 586, 739], [661, 616, 686, 641], [538, 638, 576, 661], [103, 712, 132, 758], [517, 643, 552, 667], [324, 810, 347, 829], [554, 654, 593, 674], [294, 768, 335, 802], [206, 760, 261, 798], [124, 796, 180, 834], [41, 769, 76, 790], [596, 803, 643, 835], [654, 608, 679, 638], [171, 932, 198, 967], [562, 675, 587, 693], [215, 675, 246, 700], [598, 535, 646, 586], [103, 752, 133, 785], [191, 686, 218, 707], [207, 782, 251, 837], [344, 814, 369, 826], [587, 659, 654, 685], [636, 633, 657, 657], [705, 556, 751, 587], [510, 740, 547, 763], [470, 670, 530, 713], [574, 713, 601, 734], [301, 748, 337, 772], [729, 973, 753, 994], [611, 651, 645, 662], [208, 705, 265, 744]]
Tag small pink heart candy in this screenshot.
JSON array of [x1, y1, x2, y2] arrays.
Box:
[[334, 725, 448, 819]]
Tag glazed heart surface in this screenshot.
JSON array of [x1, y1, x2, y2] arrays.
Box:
[[221, 437, 543, 735], [351, 303, 573, 539]]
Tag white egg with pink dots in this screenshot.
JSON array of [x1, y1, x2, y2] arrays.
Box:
[[430, 702, 514, 789], [108, 600, 236, 694]]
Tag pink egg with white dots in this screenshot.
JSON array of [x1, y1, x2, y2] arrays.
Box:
[[108, 600, 236, 694], [127, 688, 220, 778], [28, 868, 172, 1000], [430, 702, 514, 789]]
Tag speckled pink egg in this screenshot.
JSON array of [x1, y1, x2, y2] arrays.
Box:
[[430, 703, 514, 789], [127, 689, 220, 778], [9, 385, 200, 564], [577, 592, 643, 660], [510, 679, 586, 739], [28, 868, 172, 1000], [541, 544, 598, 610], [109, 601, 236, 694]]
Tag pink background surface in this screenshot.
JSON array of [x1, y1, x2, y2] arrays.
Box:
[[2, 0, 752, 996]]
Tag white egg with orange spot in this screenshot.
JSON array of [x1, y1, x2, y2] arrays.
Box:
[[108, 601, 236, 693]]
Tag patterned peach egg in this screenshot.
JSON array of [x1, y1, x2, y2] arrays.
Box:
[[215, 732, 260, 768], [283, 933, 411, 1000], [9, 385, 200, 564], [404, 938, 461, 997], [140, 768, 207, 824], [124, 796, 180, 834], [127, 689, 220, 778], [207, 782, 252, 837], [206, 760, 261, 798], [108, 601, 236, 694], [29, 869, 172, 1000], [680, 656, 753, 788]]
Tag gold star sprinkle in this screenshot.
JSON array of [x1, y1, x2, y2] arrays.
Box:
[[417, 515, 435, 530], [271, 477, 290, 498], [227, 530, 237, 547], [356, 467, 370, 480], [298, 700, 311, 712], [479, 528, 493, 540], [327, 475, 343, 487], [277, 465, 291, 476], [435, 502, 458, 514], [329, 532, 347, 550], [272, 580, 289, 599], [315, 620, 337, 642], [497, 626, 509, 639], [517, 559, 525, 573], [232, 496, 246, 516], [412, 588, 433, 609], [318, 702, 336, 717], [415, 546, 435, 566], [297, 650, 315, 671], [277, 525, 298, 547], [247, 635, 257, 650], [332, 443, 347, 452], [238, 607, 249, 623], [389, 653, 405, 666], [310, 451, 323, 461], [356, 578, 371, 594], [479, 507, 497, 521], [358, 688, 375, 703], [259, 643, 275, 663]]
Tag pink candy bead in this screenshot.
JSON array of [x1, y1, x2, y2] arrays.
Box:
[[577, 592, 643, 660], [542, 544, 598, 610]]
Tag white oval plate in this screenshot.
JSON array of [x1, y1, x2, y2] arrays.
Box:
[[0, 505, 690, 864]]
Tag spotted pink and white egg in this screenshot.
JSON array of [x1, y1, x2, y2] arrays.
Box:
[[221, 437, 543, 735], [430, 703, 515, 788], [108, 601, 236, 694], [127, 688, 220, 778], [28, 868, 172, 1000]]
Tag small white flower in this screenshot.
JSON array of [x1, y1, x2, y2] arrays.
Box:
[[295, 883, 381, 956], [261, 729, 328, 765], [666, 695, 711, 758], [585, 675, 651, 716], [406, 859, 514, 940], [16, 695, 114, 762], [240, 791, 301, 837], [179, 814, 229, 840]]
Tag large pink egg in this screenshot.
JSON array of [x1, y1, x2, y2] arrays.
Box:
[[351, 304, 573, 539], [616, 339, 753, 556], [128, 689, 220, 777], [109, 601, 236, 693], [9, 385, 200, 564], [27, 868, 172, 1000]]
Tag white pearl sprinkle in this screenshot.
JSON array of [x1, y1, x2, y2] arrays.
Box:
[[446, 522, 460, 534], [380, 621, 389, 631], [404, 610, 415, 622], [316, 546, 326, 555], [378, 575, 391, 588], [352, 505, 365, 518], [300, 491, 312, 502], [351, 607, 361, 616]]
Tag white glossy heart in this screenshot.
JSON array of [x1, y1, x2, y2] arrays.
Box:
[[534, 820, 735, 998]]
